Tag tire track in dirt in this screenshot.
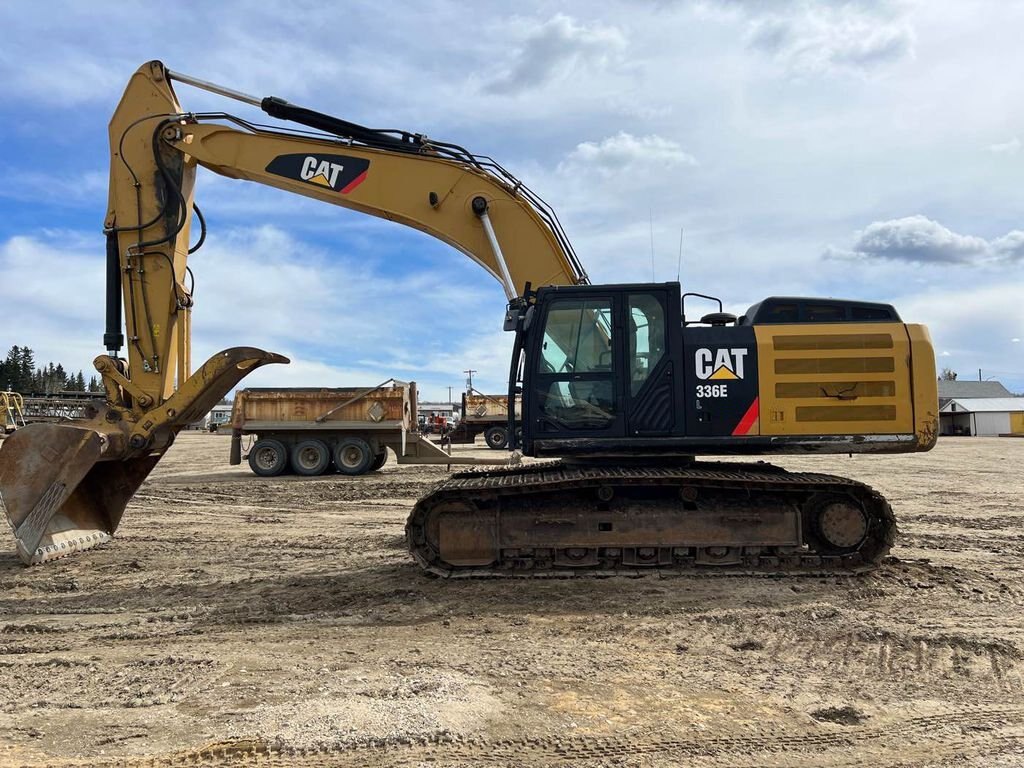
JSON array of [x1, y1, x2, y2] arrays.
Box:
[[6, 706, 1022, 767], [682, 595, 1024, 694]]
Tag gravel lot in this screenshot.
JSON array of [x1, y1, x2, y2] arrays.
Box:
[[1, 433, 1022, 767]]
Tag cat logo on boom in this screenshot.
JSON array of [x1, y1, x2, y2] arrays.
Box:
[[264, 153, 370, 194], [300, 156, 346, 188], [695, 348, 748, 380]]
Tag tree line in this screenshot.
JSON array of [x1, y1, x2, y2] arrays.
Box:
[[0, 346, 103, 394]]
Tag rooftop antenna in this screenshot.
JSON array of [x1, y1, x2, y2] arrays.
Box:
[[676, 228, 684, 285], [649, 209, 656, 281]]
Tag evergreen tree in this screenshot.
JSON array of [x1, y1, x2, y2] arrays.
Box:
[[0, 346, 17, 390], [19, 347, 34, 392], [0, 347, 100, 394]]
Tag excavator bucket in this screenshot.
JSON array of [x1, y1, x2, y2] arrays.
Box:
[[0, 347, 287, 565], [0, 424, 158, 564]]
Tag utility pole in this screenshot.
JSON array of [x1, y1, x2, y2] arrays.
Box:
[[464, 369, 477, 393], [447, 386, 452, 404]]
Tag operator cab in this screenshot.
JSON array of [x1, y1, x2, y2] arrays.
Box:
[[521, 282, 685, 453], [517, 283, 907, 457]]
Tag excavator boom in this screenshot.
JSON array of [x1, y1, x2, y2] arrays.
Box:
[[0, 61, 585, 564]]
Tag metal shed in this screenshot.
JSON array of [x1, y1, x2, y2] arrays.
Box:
[[940, 397, 1024, 436]]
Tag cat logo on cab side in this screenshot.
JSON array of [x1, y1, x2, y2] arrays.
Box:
[[695, 348, 748, 380]]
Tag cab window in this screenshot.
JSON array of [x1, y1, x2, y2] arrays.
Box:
[[806, 304, 846, 322], [628, 294, 666, 396], [538, 299, 613, 374], [763, 303, 799, 323], [536, 297, 616, 431], [851, 305, 893, 321]]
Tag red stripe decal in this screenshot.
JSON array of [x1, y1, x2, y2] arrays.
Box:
[[339, 170, 367, 194], [732, 396, 759, 436]]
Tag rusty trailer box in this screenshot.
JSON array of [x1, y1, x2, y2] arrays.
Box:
[[448, 391, 522, 449], [227, 380, 505, 477]]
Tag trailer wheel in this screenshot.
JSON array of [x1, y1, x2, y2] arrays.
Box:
[[334, 437, 373, 475], [248, 439, 288, 477], [484, 426, 509, 450], [291, 439, 331, 476], [369, 450, 388, 471]]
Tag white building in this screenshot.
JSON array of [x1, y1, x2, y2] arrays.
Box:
[[206, 403, 234, 430], [940, 397, 1024, 437]]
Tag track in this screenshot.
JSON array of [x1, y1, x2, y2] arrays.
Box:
[[407, 460, 895, 577]]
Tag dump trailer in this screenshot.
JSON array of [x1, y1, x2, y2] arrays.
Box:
[[448, 390, 522, 449], [228, 380, 506, 477]]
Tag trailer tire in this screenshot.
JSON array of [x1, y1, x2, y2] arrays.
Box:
[[291, 439, 331, 476], [485, 426, 509, 450], [369, 450, 388, 471], [334, 437, 373, 475], [248, 439, 289, 477]]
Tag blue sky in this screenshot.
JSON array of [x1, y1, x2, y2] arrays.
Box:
[[1, 0, 1022, 398]]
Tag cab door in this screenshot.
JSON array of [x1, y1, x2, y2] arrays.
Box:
[[528, 295, 626, 439], [623, 290, 678, 436]]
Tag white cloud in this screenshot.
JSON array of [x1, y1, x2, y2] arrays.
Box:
[[746, 2, 914, 75], [989, 137, 1021, 155], [0, 170, 107, 206], [895, 281, 1024, 391], [0, 235, 104, 377], [0, 227, 514, 402], [486, 14, 627, 95], [558, 132, 697, 177], [991, 230, 1024, 262], [0, 53, 128, 107], [826, 216, 1024, 265]]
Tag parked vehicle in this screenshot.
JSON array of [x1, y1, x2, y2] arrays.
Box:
[[227, 380, 503, 477], [446, 390, 522, 449]]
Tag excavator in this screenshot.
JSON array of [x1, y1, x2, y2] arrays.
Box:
[[0, 61, 938, 574]]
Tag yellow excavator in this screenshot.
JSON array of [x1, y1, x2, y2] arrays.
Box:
[[0, 61, 937, 573]]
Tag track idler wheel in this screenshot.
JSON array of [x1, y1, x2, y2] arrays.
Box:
[[805, 494, 869, 554]]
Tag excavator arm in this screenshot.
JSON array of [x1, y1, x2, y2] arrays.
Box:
[[0, 60, 586, 564]]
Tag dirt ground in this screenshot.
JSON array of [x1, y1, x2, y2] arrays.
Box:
[[0, 433, 1022, 767]]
